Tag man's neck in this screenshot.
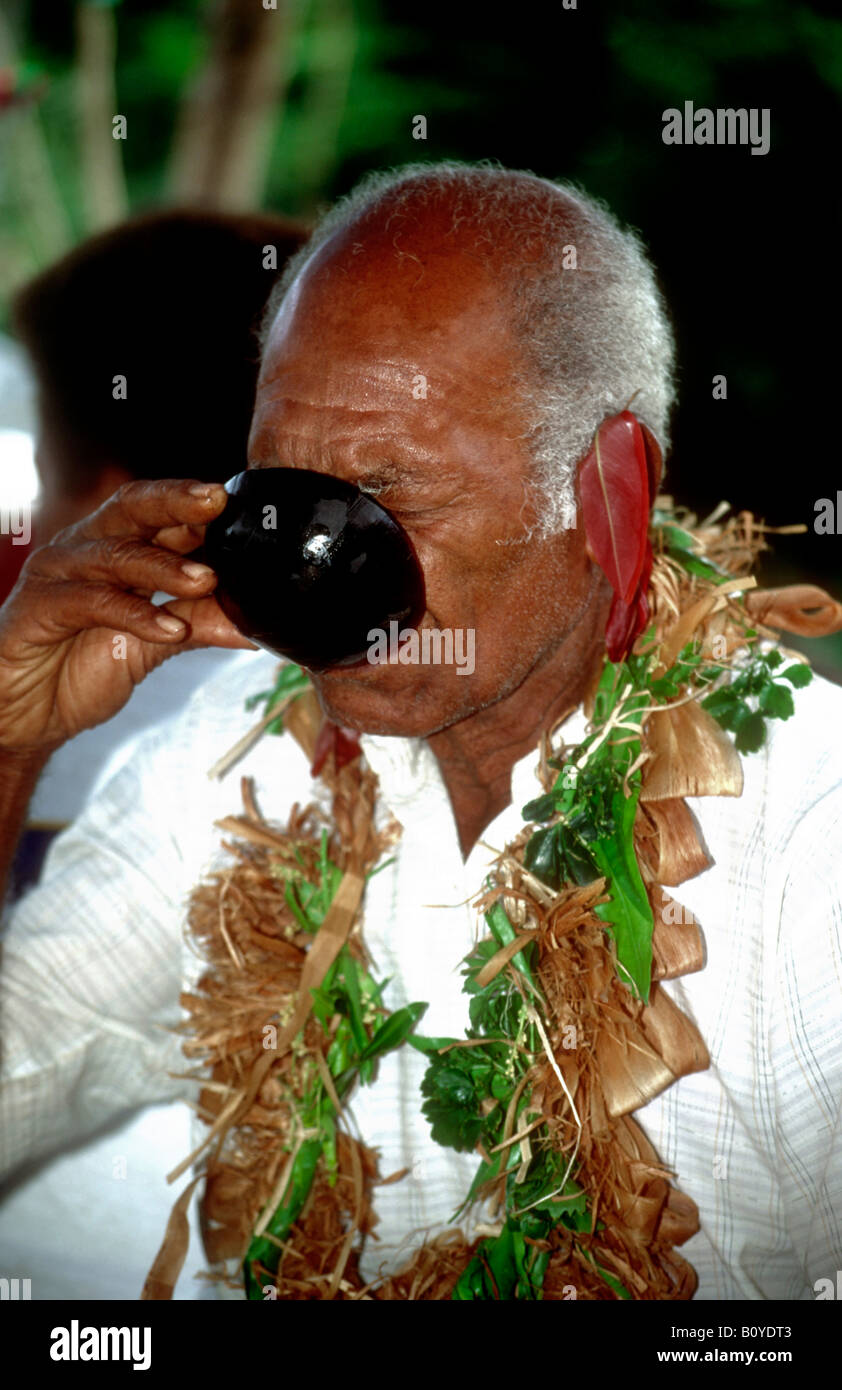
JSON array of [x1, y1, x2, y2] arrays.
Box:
[[427, 583, 612, 857]]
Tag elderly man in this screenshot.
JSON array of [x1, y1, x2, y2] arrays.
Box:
[[1, 162, 840, 1302]]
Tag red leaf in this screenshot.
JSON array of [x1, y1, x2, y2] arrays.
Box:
[[580, 412, 650, 604], [639, 422, 662, 504], [311, 720, 362, 778], [605, 594, 637, 664], [632, 543, 653, 643], [604, 540, 653, 662], [636, 537, 653, 602]]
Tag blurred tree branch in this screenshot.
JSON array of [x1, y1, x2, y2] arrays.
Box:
[[286, 0, 355, 208], [167, 0, 292, 209], [75, 0, 129, 232], [0, 9, 72, 286]]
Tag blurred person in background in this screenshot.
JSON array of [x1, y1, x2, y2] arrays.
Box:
[[3, 208, 307, 891]]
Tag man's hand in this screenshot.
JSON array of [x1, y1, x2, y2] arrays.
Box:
[[0, 478, 253, 753]]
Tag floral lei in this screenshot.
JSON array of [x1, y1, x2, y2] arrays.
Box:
[[142, 491, 842, 1302]]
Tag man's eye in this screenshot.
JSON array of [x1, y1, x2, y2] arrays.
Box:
[[387, 504, 435, 521]]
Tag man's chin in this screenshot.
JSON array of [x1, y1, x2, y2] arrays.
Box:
[[310, 664, 472, 739]]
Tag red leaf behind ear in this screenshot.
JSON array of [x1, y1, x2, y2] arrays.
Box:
[[604, 540, 653, 662], [580, 411, 650, 604], [605, 592, 638, 664]]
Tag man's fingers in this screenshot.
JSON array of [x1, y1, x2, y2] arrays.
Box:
[[13, 512, 252, 654], [152, 523, 209, 555], [27, 536, 218, 600], [17, 579, 193, 647], [160, 596, 257, 651], [74, 478, 228, 543]]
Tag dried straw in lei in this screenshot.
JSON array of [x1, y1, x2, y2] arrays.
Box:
[[145, 504, 842, 1301]]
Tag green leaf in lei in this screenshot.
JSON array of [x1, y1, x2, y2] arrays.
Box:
[[701, 651, 813, 754], [419, 1050, 486, 1152], [242, 836, 428, 1299], [523, 660, 654, 1002], [761, 664, 792, 700], [589, 784, 653, 1001], [452, 1177, 604, 1301], [245, 662, 311, 733], [732, 708, 767, 754], [651, 512, 730, 585], [452, 1217, 546, 1300], [243, 1135, 323, 1300], [482, 898, 540, 992], [411, 900, 636, 1299], [781, 662, 813, 688], [414, 922, 535, 1160]]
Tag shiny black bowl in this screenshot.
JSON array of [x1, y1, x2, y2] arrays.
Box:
[[202, 467, 426, 671]]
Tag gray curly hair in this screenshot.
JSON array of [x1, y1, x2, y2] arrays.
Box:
[[261, 160, 675, 535]]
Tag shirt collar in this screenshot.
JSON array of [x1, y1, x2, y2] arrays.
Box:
[[359, 703, 591, 832]]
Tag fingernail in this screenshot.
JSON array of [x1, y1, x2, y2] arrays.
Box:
[[189, 482, 223, 499], [181, 561, 214, 581], [157, 614, 186, 635]]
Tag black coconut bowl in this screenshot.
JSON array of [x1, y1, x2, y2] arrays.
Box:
[[199, 468, 426, 671]]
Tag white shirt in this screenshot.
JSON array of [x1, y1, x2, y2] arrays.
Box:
[[1, 649, 840, 1300]]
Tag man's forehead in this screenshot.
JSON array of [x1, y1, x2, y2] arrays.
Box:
[[265, 214, 512, 351], [257, 351, 421, 406], [249, 374, 469, 481], [256, 257, 518, 428]]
